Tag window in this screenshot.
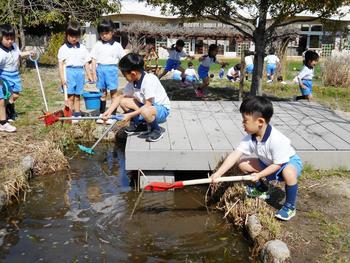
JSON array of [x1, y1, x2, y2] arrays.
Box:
[[113, 21, 121, 29], [311, 25, 323, 32], [301, 25, 309, 31]]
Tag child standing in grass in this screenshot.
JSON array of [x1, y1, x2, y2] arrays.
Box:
[[58, 21, 92, 121], [0, 24, 34, 122], [244, 50, 254, 81], [196, 44, 227, 97], [264, 48, 280, 83], [103, 53, 170, 142], [218, 64, 226, 79], [295, 50, 319, 101], [211, 96, 302, 221], [158, 39, 194, 81], [0, 79, 15, 132], [91, 19, 125, 124]]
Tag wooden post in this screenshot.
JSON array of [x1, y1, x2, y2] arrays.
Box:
[[239, 50, 246, 101]]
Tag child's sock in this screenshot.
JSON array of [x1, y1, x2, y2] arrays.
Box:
[[6, 103, 15, 119], [73, 111, 82, 117], [285, 184, 298, 208], [131, 115, 139, 125], [150, 119, 160, 131], [0, 120, 7, 125], [100, 100, 106, 114]]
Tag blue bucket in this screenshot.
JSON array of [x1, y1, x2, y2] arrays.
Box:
[[82, 92, 102, 110]]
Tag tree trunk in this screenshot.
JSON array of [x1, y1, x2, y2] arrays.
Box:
[[250, 0, 268, 96], [19, 12, 25, 49]]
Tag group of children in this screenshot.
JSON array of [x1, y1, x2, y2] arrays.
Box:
[[0, 20, 323, 221]]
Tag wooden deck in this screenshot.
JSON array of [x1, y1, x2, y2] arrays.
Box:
[[125, 101, 350, 170]]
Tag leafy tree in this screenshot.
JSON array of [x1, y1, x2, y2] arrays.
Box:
[[147, 0, 350, 95], [0, 0, 120, 49]]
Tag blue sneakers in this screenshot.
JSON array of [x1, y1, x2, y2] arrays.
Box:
[[275, 203, 296, 221]]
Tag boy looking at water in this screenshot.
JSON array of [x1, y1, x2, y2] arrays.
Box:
[[295, 50, 319, 101], [102, 53, 170, 142], [211, 96, 302, 221]]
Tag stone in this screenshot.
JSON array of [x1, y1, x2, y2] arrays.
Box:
[[92, 125, 116, 141], [20, 155, 34, 173], [260, 240, 291, 263], [246, 214, 262, 239]]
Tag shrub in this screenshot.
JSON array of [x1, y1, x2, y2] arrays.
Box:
[[40, 32, 65, 65], [323, 51, 350, 88]]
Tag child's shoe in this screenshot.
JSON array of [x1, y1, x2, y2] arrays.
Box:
[[266, 79, 273, 83], [245, 185, 270, 200], [0, 122, 16, 133], [146, 128, 163, 142], [275, 204, 296, 221], [195, 88, 204, 97], [96, 114, 105, 124], [125, 122, 148, 135]]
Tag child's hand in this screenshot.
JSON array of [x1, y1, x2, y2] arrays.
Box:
[[210, 172, 221, 182], [123, 113, 132, 122], [102, 111, 112, 121], [250, 173, 262, 182]]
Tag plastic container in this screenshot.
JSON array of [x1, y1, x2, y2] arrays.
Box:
[[82, 92, 102, 110]]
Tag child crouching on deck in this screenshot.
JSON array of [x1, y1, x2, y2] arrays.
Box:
[[211, 96, 302, 221], [102, 53, 170, 142]]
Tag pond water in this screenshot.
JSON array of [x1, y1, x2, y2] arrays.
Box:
[[0, 144, 250, 262]]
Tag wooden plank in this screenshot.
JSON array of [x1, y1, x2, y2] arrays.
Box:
[[149, 122, 171, 151], [193, 101, 232, 150], [127, 133, 150, 151], [166, 107, 192, 150], [179, 101, 212, 150]]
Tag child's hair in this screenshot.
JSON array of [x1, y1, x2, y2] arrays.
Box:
[[304, 50, 319, 65], [187, 61, 193, 67], [234, 63, 242, 71], [0, 24, 15, 40], [119, 53, 144, 73], [277, 76, 283, 82], [97, 19, 115, 34], [208, 44, 218, 62], [244, 50, 254, 56], [239, 96, 273, 123], [171, 39, 185, 50], [65, 21, 82, 37], [268, 47, 275, 55]]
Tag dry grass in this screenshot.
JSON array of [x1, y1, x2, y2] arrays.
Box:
[[323, 52, 350, 88], [0, 166, 29, 205]]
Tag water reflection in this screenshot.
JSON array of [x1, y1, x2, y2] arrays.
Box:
[[0, 144, 250, 262]]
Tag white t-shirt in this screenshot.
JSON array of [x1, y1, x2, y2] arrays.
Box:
[[237, 125, 295, 166], [185, 68, 196, 77], [264, 55, 280, 65], [0, 43, 20, 71], [57, 43, 91, 66], [168, 48, 187, 61], [227, 67, 240, 77], [245, 55, 253, 66], [200, 55, 219, 67], [124, 72, 171, 110], [297, 65, 314, 80], [90, 40, 125, 64]]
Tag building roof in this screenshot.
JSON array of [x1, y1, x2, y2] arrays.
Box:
[[113, 1, 350, 22]]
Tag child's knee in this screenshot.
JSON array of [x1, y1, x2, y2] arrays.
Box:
[[140, 106, 154, 120], [282, 166, 298, 184]]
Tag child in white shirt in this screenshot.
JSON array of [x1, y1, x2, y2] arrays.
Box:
[[264, 48, 280, 83]]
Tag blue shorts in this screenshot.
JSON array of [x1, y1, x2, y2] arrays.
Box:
[[259, 154, 303, 182], [198, 65, 210, 79], [0, 79, 11, 99], [0, 70, 22, 93], [266, 63, 276, 75], [219, 69, 225, 79], [165, 59, 181, 71], [136, 102, 170, 124], [300, 79, 312, 96], [185, 75, 196, 83], [246, 64, 254, 74], [66, 66, 85, 95], [96, 64, 118, 91]]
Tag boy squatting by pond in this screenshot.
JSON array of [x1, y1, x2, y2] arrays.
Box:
[[211, 96, 302, 221], [102, 53, 170, 142]]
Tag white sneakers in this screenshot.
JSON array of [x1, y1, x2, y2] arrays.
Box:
[[96, 114, 115, 125], [0, 122, 16, 132]]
